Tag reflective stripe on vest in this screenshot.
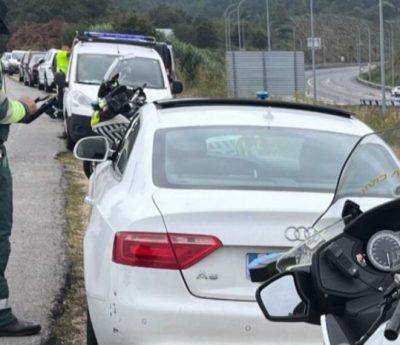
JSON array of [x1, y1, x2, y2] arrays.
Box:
[[0, 98, 26, 124], [0, 299, 10, 310]]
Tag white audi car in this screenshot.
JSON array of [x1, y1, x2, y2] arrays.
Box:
[[74, 99, 371, 345]]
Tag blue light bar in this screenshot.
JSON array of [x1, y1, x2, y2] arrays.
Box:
[[256, 91, 269, 100], [83, 32, 156, 44]]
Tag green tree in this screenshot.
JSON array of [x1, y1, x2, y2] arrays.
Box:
[[110, 11, 154, 35], [148, 5, 192, 27], [194, 18, 219, 49]]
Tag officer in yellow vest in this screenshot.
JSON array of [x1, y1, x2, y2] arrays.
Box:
[[0, 0, 42, 336], [56, 45, 70, 74], [55, 45, 70, 112]]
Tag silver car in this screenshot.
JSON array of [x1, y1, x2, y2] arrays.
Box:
[[0, 52, 11, 73], [38, 48, 59, 92]]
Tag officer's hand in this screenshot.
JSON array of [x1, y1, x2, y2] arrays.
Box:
[[19, 97, 37, 114]]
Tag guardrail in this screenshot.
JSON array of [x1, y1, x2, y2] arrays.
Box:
[[360, 98, 400, 106], [356, 76, 392, 92]]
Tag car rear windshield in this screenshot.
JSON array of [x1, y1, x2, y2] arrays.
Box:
[[12, 52, 24, 61], [30, 55, 44, 66], [153, 126, 358, 192], [76, 54, 117, 85], [109, 57, 165, 89]]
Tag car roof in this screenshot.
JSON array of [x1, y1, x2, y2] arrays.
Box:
[[73, 41, 160, 60], [143, 99, 371, 136]]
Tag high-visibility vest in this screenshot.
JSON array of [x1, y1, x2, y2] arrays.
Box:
[[56, 50, 69, 74], [0, 64, 28, 141]]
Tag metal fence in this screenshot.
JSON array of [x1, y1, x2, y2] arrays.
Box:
[[226, 51, 305, 98]]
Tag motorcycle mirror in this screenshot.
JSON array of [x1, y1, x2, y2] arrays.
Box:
[[256, 271, 311, 322], [73, 136, 110, 162]]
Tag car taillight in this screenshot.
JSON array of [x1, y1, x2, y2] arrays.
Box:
[[113, 232, 222, 270]]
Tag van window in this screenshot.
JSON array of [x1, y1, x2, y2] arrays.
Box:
[[76, 54, 117, 85], [108, 57, 165, 89]]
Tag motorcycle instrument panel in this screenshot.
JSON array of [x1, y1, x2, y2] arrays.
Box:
[[366, 230, 400, 272]]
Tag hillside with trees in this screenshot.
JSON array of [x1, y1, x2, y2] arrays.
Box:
[[2, 0, 400, 93], [112, 0, 399, 20]]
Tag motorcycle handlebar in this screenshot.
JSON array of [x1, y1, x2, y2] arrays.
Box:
[[385, 299, 400, 341]]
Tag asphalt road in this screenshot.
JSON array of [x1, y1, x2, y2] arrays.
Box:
[[0, 76, 67, 344], [305, 65, 390, 105]]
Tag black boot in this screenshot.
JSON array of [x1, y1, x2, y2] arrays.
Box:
[[0, 318, 41, 337]]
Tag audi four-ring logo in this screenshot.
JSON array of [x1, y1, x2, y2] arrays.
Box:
[[284, 226, 315, 242]]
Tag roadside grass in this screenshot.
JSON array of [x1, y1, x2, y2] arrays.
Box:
[[48, 152, 88, 345], [351, 106, 400, 130]]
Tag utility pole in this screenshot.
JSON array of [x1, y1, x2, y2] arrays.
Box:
[[228, 8, 237, 51], [389, 23, 395, 88], [266, 0, 271, 51], [379, 0, 386, 112], [367, 26, 372, 82], [310, 0, 317, 102], [357, 26, 361, 76], [237, 0, 246, 50], [224, 4, 236, 51]]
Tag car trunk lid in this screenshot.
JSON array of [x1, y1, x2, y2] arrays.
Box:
[[152, 189, 332, 301]]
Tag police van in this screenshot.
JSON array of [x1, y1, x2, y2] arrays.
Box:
[[62, 32, 183, 150]]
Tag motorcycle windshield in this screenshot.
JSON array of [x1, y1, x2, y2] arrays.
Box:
[[277, 127, 400, 272], [104, 54, 164, 89]]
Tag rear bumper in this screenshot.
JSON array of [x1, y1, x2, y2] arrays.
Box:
[[87, 264, 321, 345], [8, 65, 19, 73]]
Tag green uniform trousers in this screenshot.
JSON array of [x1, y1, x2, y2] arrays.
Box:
[[0, 144, 17, 326]]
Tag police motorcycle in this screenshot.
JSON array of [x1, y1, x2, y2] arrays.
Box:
[[255, 127, 400, 345], [81, 62, 148, 178]]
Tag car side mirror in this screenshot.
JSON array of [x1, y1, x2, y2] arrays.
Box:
[[73, 136, 110, 162], [256, 271, 312, 322], [171, 80, 183, 94]]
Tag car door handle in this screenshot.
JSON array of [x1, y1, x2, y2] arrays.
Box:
[[85, 196, 96, 206]]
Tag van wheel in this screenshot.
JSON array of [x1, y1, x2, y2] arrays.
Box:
[[45, 78, 52, 92], [66, 132, 74, 151], [87, 309, 99, 345], [65, 117, 75, 151], [83, 161, 97, 179]]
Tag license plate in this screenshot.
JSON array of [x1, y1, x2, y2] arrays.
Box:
[[246, 253, 269, 279], [246, 252, 284, 280]]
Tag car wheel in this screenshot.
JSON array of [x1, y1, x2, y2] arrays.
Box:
[[45, 78, 52, 93], [38, 81, 44, 90], [87, 309, 99, 345]]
